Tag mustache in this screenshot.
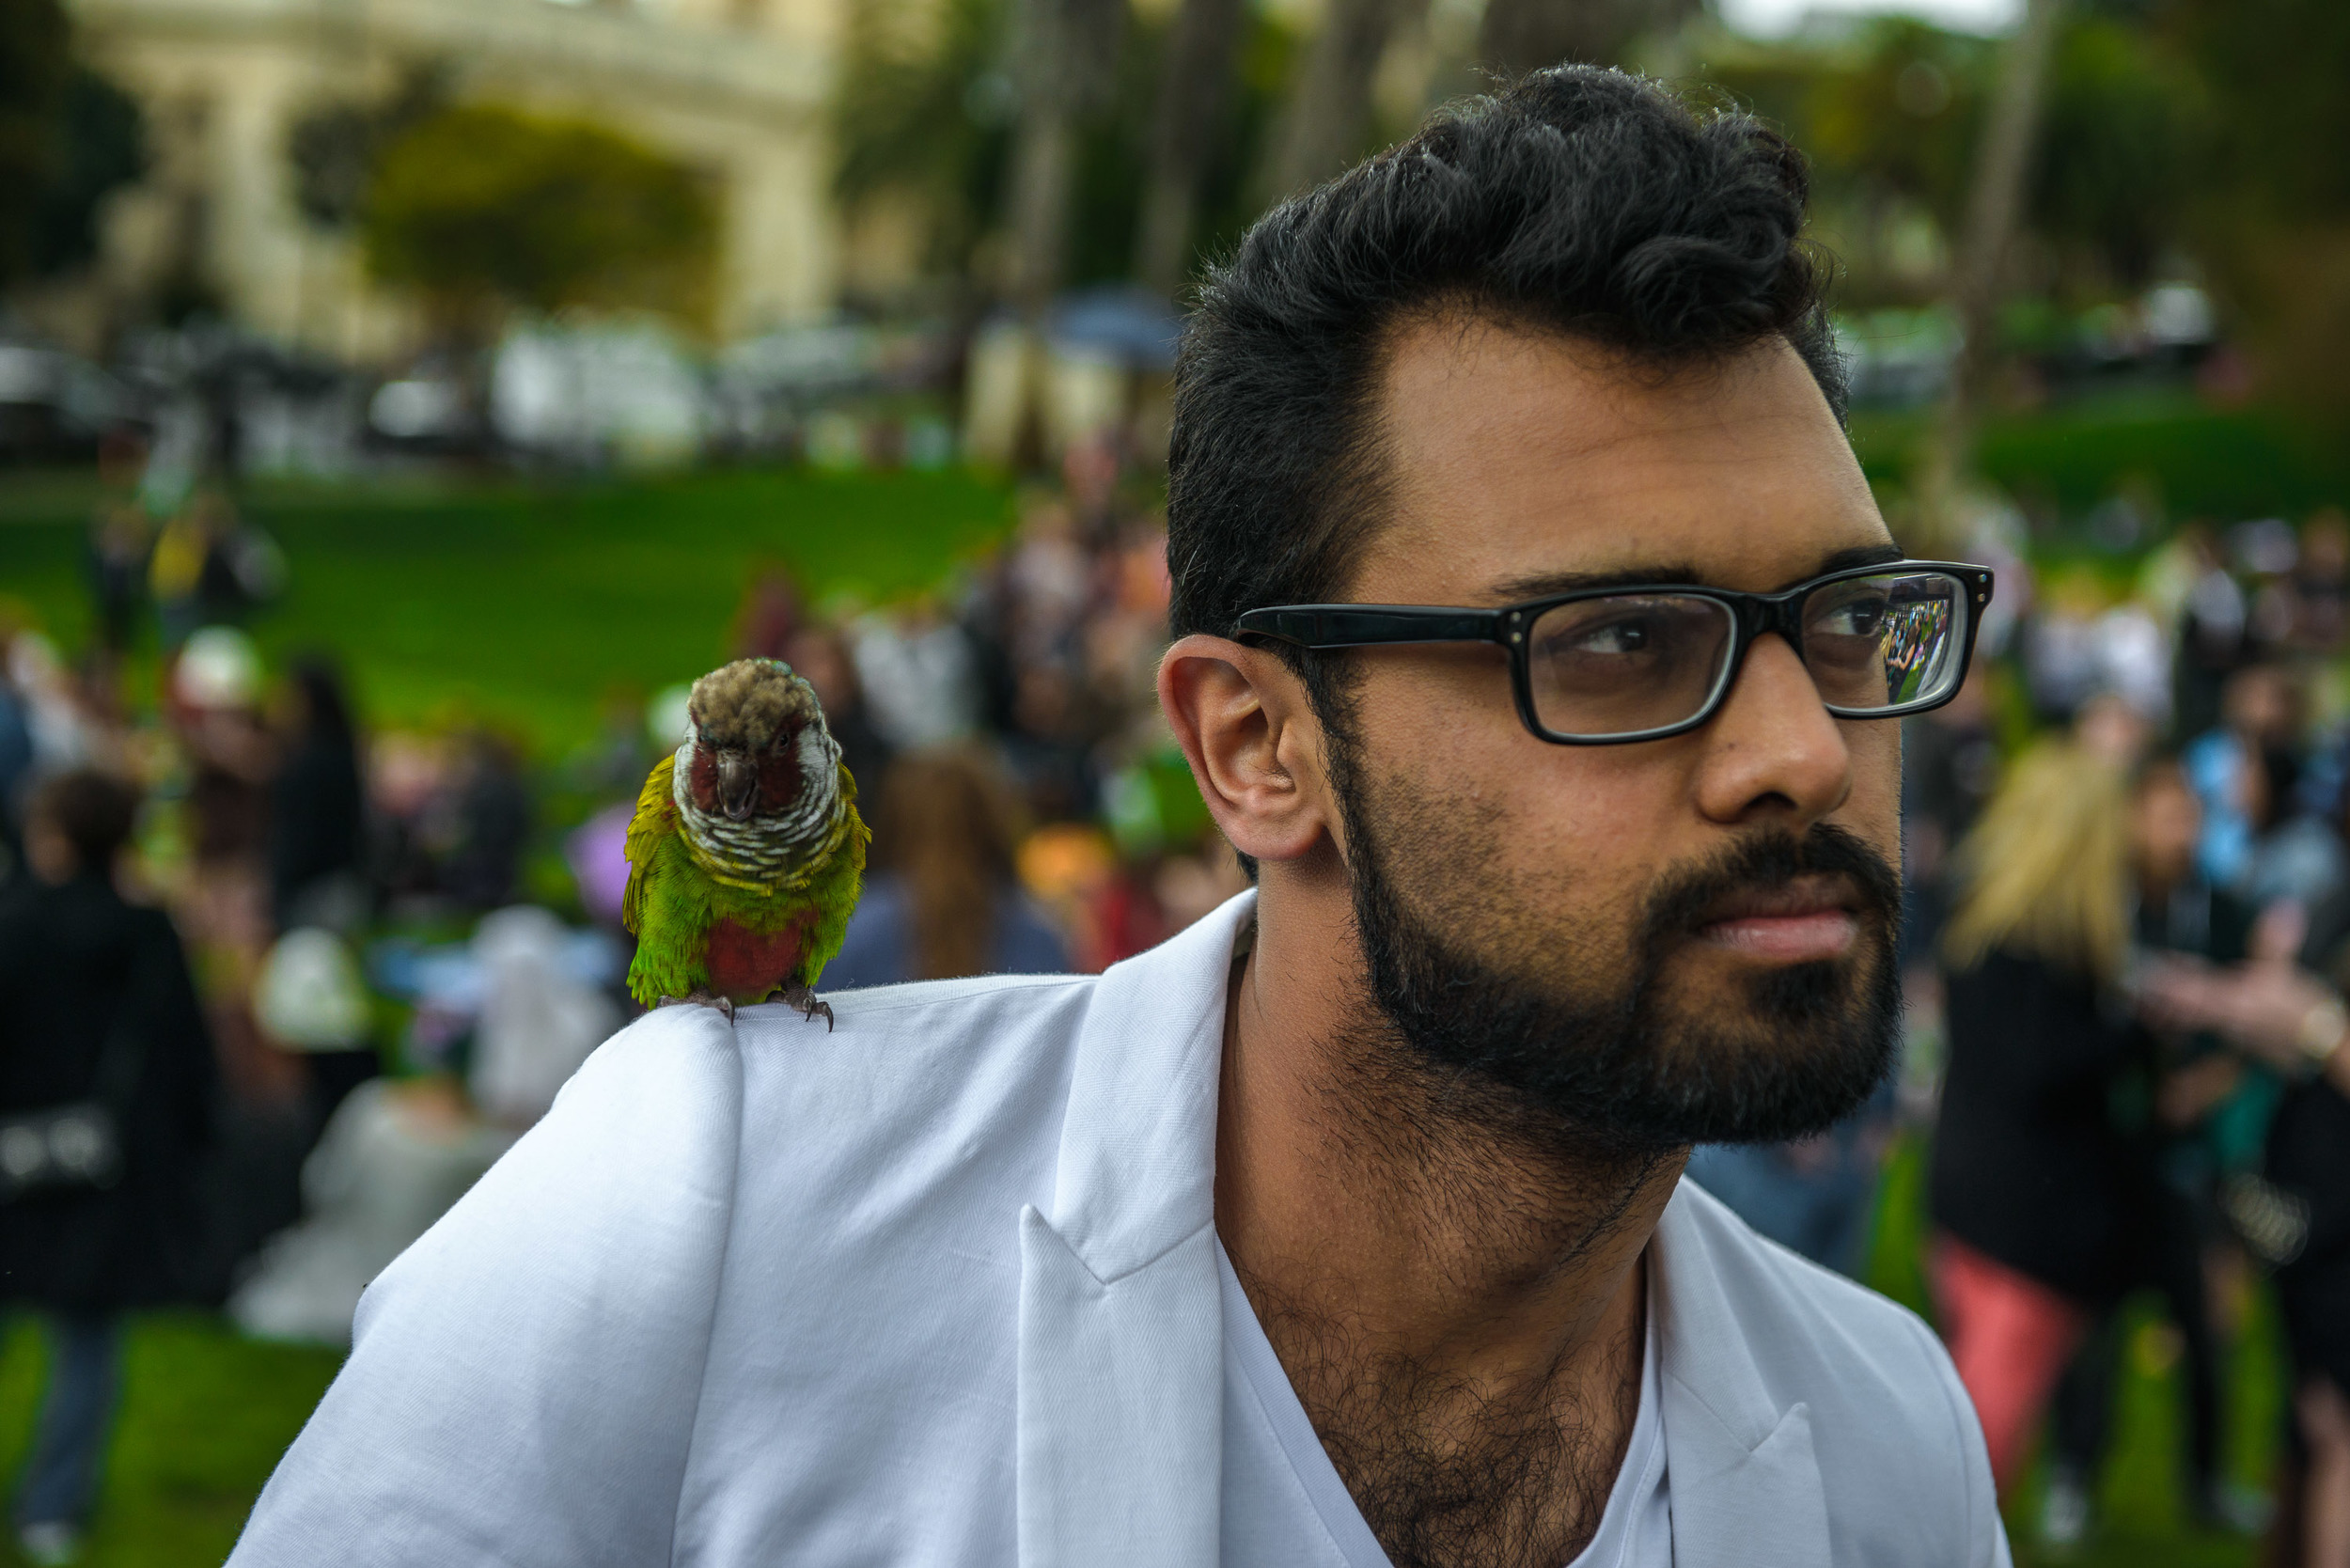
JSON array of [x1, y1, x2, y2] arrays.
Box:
[[1637, 822, 1902, 951]]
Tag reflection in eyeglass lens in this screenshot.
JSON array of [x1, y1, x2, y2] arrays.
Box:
[[1805, 573, 1958, 711]]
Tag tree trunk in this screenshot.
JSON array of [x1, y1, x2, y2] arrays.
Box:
[[1257, 0, 1427, 205], [1008, 110, 1076, 317], [1006, 0, 1125, 318], [1473, 0, 1696, 80], [1134, 0, 1248, 297], [1916, 0, 2064, 548]]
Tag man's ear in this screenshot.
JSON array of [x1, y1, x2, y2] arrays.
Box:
[[1158, 635, 1332, 866]]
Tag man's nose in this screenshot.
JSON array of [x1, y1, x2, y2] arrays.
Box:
[[1690, 632, 1854, 828]]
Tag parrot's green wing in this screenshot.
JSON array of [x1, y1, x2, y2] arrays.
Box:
[[621, 754, 679, 939], [624, 755, 720, 1007]]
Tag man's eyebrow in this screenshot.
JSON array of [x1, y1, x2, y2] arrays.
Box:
[[1818, 541, 1907, 575], [1485, 564, 1702, 600], [1485, 541, 1906, 602]]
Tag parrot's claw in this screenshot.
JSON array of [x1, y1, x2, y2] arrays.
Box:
[[778, 984, 834, 1031], [659, 990, 735, 1022]]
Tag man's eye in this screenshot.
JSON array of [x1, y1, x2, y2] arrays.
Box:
[[1815, 599, 1888, 638], [1569, 619, 1654, 656]]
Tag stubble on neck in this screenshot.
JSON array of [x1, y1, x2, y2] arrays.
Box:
[[1215, 931, 1684, 1568]]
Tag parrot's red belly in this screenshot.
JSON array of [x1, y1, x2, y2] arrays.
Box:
[[705, 916, 811, 1001]]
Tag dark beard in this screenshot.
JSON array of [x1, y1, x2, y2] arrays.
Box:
[[1332, 742, 1904, 1154], [1254, 728, 1903, 1568]]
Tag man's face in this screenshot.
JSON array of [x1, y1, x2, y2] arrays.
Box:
[[1319, 320, 1904, 1148]]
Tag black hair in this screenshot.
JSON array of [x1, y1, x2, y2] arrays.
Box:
[[1167, 67, 1845, 654], [290, 655, 356, 755], [30, 768, 142, 874]]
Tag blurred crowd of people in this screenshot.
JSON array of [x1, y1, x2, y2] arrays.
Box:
[[0, 604, 623, 1562], [658, 436, 1246, 983], [1696, 504, 2350, 1563]]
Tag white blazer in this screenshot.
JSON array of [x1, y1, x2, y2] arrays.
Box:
[[230, 891, 2010, 1567]]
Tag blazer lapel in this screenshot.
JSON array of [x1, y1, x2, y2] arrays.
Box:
[[1654, 1184, 1833, 1566], [1663, 1393, 1831, 1567], [1016, 892, 1255, 1568]]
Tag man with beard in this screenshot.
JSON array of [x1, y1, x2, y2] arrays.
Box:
[[230, 69, 2006, 1568]]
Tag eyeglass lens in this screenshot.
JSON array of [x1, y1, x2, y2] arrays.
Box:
[[1523, 571, 1965, 739]]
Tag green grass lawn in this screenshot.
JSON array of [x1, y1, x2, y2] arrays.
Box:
[[0, 1316, 341, 1566], [0, 465, 1017, 758]]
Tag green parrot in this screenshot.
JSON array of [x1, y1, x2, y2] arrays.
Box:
[[622, 658, 870, 1024]]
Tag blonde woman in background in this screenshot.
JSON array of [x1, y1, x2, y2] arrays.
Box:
[[1929, 743, 2153, 1491]]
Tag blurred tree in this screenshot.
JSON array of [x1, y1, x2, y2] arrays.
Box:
[[2028, 15, 2201, 296], [1134, 0, 1246, 296], [1474, 0, 1698, 79], [0, 0, 71, 287], [1919, 0, 2064, 540], [361, 104, 717, 337], [28, 66, 144, 278], [2166, 0, 2350, 420], [1801, 21, 1989, 243], [1257, 0, 1427, 202], [834, 0, 1014, 287], [287, 66, 446, 232], [1004, 0, 1125, 312], [835, 0, 1291, 304], [1720, 12, 2196, 308], [0, 0, 145, 288]]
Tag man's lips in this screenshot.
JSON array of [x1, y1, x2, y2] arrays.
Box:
[[1690, 874, 1863, 964]]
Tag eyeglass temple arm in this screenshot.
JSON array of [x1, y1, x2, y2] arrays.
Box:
[[1231, 606, 1504, 648]]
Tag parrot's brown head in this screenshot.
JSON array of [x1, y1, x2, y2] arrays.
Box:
[[682, 658, 829, 823]]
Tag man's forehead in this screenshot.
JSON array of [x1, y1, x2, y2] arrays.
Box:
[[1359, 315, 1888, 600], [1484, 541, 1906, 603]]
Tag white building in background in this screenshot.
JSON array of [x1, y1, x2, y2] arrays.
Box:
[[56, 0, 848, 361]]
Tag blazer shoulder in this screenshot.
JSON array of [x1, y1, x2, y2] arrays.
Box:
[[1670, 1176, 1950, 1394], [1667, 1180, 2002, 1565], [726, 971, 1096, 1154], [232, 1003, 750, 1567]]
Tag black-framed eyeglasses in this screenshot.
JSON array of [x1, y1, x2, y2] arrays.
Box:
[[1233, 560, 1995, 745]]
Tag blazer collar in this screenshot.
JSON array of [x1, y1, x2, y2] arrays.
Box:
[[1042, 887, 1254, 1280], [1017, 891, 1253, 1568], [1018, 896, 1830, 1567], [1652, 1182, 1833, 1565]]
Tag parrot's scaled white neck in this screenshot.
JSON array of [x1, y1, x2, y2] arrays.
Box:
[[670, 722, 848, 892]]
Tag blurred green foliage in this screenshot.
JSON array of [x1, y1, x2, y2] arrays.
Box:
[[832, 0, 1298, 302], [1850, 395, 2350, 525], [1705, 11, 2205, 309], [833, 0, 1015, 287], [362, 104, 717, 333], [2028, 15, 2203, 295], [2165, 0, 2350, 421], [0, 0, 144, 288], [286, 67, 446, 233]]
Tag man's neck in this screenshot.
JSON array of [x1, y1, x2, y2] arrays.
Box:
[[1214, 880, 1685, 1568]]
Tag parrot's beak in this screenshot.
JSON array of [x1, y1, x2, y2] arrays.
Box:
[[716, 750, 759, 820]]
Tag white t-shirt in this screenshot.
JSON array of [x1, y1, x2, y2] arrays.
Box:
[[1219, 1237, 1672, 1567]]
